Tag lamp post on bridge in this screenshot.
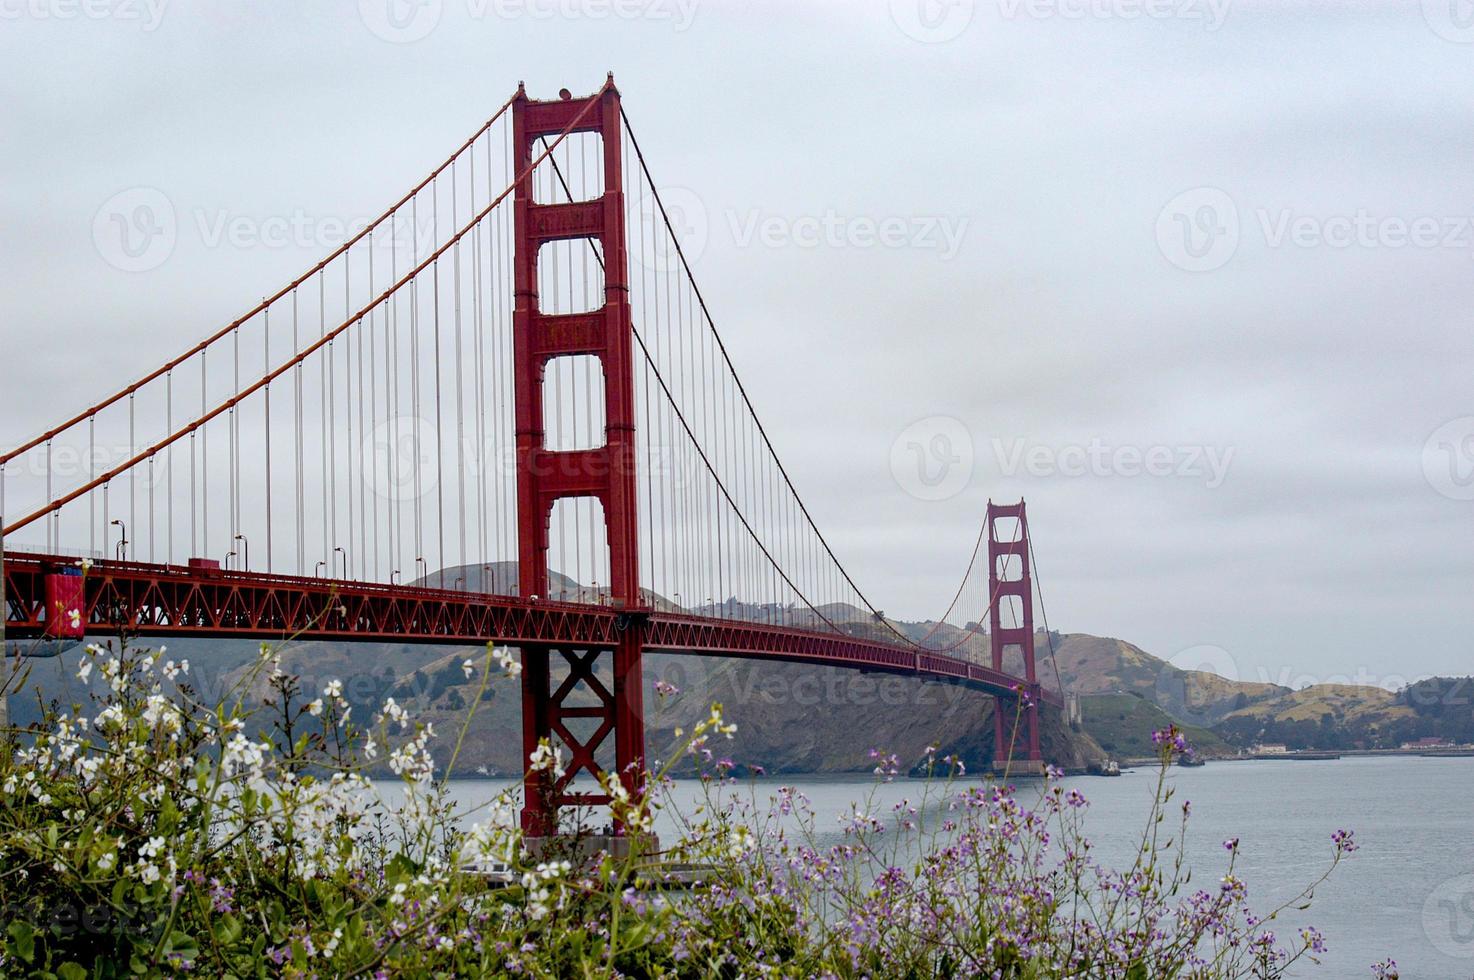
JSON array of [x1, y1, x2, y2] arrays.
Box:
[[110, 520, 127, 561]]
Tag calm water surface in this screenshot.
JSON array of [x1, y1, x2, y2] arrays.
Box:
[[401, 756, 1474, 978]]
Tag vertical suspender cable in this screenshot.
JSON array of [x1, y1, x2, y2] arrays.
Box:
[[453, 159, 467, 584], [265, 307, 273, 571], [432, 177, 446, 584]]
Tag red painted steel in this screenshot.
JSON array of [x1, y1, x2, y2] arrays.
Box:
[[43, 571, 86, 639], [2, 553, 1057, 710], [512, 78, 645, 834], [0, 81, 1059, 828], [989, 499, 1042, 765]]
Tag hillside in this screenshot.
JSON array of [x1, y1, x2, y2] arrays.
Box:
[[1079, 693, 1230, 760], [11, 564, 1464, 765], [1214, 684, 1420, 750], [11, 635, 1105, 778]]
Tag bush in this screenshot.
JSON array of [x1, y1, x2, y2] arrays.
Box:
[[0, 638, 1387, 978]]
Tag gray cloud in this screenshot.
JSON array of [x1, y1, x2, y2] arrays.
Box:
[[1, 0, 1469, 686]]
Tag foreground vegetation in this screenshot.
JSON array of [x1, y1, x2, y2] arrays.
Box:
[[0, 638, 1397, 978]]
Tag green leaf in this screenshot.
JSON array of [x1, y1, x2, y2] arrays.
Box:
[[166, 931, 199, 959], [7, 919, 35, 963], [57, 963, 88, 980], [212, 914, 242, 946]]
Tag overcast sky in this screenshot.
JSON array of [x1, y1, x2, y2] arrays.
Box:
[[2, 0, 1470, 689]]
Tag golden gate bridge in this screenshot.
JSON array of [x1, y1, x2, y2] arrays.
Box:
[[1, 76, 1061, 835]]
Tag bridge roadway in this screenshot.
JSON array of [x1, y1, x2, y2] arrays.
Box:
[[1, 551, 1057, 707]]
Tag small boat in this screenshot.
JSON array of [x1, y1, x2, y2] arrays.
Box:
[[1177, 755, 1206, 767]]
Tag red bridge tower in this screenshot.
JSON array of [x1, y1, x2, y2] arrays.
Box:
[[512, 78, 646, 836], [988, 499, 1043, 772]]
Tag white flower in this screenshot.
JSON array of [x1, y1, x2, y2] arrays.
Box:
[[324, 679, 343, 700], [494, 646, 523, 678], [142, 695, 183, 734], [528, 740, 566, 780], [378, 697, 408, 729], [76, 660, 93, 684], [306, 699, 324, 717], [461, 658, 476, 679]]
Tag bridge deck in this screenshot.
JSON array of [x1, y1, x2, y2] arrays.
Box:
[[1, 552, 1057, 706]]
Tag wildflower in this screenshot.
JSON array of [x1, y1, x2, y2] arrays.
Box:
[[1331, 828, 1358, 854], [528, 740, 566, 780], [493, 646, 522, 678], [1151, 725, 1191, 755], [379, 697, 409, 729], [307, 699, 324, 717], [462, 658, 476, 679]]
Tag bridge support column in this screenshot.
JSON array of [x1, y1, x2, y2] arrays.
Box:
[[988, 499, 1043, 774], [512, 79, 648, 836]]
